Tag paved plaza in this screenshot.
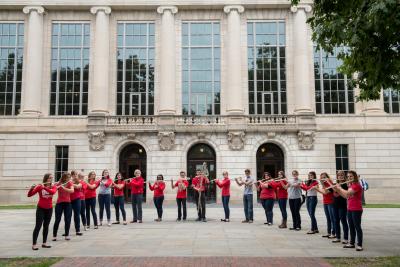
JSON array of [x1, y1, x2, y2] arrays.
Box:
[[0, 204, 399, 258]]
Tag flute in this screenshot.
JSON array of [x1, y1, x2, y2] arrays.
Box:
[[27, 181, 55, 188], [325, 180, 352, 190]]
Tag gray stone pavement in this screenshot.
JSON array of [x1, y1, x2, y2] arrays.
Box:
[[0, 204, 399, 258]]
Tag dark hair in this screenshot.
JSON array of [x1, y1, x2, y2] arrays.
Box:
[[263, 172, 271, 179], [88, 171, 96, 181], [102, 169, 109, 179], [42, 173, 52, 184], [245, 169, 250, 173], [180, 171, 185, 175], [60, 172, 70, 184], [196, 169, 202, 172], [347, 170, 358, 183], [114, 172, 121, 182], [71, 170, 78, 176], [278, 171, 286, 178], [307, 171, 317, 186], [157, 174, 164, 180]]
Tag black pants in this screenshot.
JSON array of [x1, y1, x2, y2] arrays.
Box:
[[131, 194, 143, 221], [32, 206, 53, 245], [194, 191, 206, 219], [53, 202, 72, 237], [176, 198, 187, 220], [71, 198, 81, 233], [289, 198, 301, 229], [153, 196, 164, 219], [80, 199, 86, 226], [114, 196, 126, 222], [222, 196, 230, 219], [85, 197, 98, 227], [348, 210, 363, 246], [261, 198, 274, 223]]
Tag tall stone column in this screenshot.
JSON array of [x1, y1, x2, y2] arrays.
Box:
[[291, 5, 313, 114], [362, 91, 385, 114], [89, 6, 111, 115], [157, 6, 178, 115], [21, 6, 45, 116], [224, 5, 245, 115]]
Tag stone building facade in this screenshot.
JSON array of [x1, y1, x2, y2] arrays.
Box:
[[0, 0, 399, 204]]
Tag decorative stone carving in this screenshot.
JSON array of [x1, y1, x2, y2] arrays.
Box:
[[227, 131, 245, 150], [158, 132, 175, 151], [267, 132, 276, 139], [197, 132, 206, 139], [290, 4, 312, 13], [127, 133, 136, 140], [88, 132, 106, 151], [297, 131, 315, 150]]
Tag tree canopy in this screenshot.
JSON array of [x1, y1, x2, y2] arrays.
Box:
[[291, 0, 400, 101]]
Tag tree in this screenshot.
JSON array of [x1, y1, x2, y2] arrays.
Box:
[[291, 0, 400, 101]]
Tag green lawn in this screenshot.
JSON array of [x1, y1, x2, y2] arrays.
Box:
[[0, 257, 61, 267], [326, 257, 400, 267], [364, 203, 400, 208], [0, 205, 36, 210]]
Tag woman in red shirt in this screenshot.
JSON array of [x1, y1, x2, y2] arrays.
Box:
[[112, 172, 127, 225], [127, 169, 144, 223], [315, 172, 336, 239], [78, 173, 88, 231], [149, 174, 166, 222], [52, 172, 74, 241], [332, 170, 364, 251], [215, 171, 231, 222], [258, 172, 278, 225], [70, 170, 84, 236], [275, 171, 288, 228], [171, 171, 189, 221], [27, 173, 57, 250], [85, 171, 100, 229]]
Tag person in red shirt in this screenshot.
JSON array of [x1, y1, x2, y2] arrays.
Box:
[[85, 171, 100, 229], [127, 169, 145, 223], [191, 169, 210, 222], [70, 170, 84, 236], [112, 172, 127, 225], [275, 171, 288, 228], [315, 172, 336, 239], [258, 172, 278, 225], [301, 171, 319, 234], [332, 170, 364, 251], [52, 172, 74, 241], [171, 171, 189, 221], [78, 173, 88, 231], [149, 174, 166, 222], [214, 171, 231, 222], [27, 173, 57, 250]]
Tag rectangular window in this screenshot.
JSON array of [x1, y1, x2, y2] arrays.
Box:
[[117, 22, 155, 115], [55, 145, 69, 181], [314, 46, 355, 114], [182, 22, 220, 115], [0, 22, 24, 116], [335, 144, 349, 171], [50, 23, 90, 116], [247, 21, 286, 115], [384, 89, 400, 114]]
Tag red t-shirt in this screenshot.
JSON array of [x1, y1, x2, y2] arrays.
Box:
[[128, 177, 144, 194], [301, 181, 318, 191], [322, 181, 334, 204], [149, 181, 166, 197], [27, 184, 57, 209], [80, 180, 88, 200], [259, 181, 277, 199], [347, 182, 363, 211], [113, 180, 125, 197], [276, 180, 288, 199], [85, 180, 100, 199], [56, 181, 73, 203], [175, 179, 189, 199], [215, 178, 230, 196], [70, 181, 86, 201], [192, 176, 209, 192]]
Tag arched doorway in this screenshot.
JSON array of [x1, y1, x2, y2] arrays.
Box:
[[187, 143, 216, 203], [119, 143, 147, 202], [256, 143, 285, 201]]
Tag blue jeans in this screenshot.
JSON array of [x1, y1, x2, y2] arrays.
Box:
[[131, 193, 143, 221], [113, 196, 126, 222], [334, 206, 348, 240], [306, 196, 318, 231], [222, 196, 230, 219], [71, 198, 81, 232], [278, 198, 287, 220], [243, 194, 253, 221], [80, 199, 86, 226], [289, 198, 302, 229], [261, 198, 275, 223], [85, 197, 98, 227], [324, 203, 336, 235], [348, 210, 363, 246], [98, 194, 111, 222], [53, 202, 72, 237], [153, 196, 164, 219]]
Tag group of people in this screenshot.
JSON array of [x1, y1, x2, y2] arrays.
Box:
[[27, 168, 364, 252]]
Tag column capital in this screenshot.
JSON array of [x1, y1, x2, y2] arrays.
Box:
[[290, 4, 312, 13], [157, 6, 178, 15], [23, 6, 45, 15], [90, 6, 112, 15], [224, 5, 245, 14]]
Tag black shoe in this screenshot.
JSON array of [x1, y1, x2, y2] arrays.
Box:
[[289, 227, 296, 230], [264, 222, 269, 225], [176, 218, 181, 221], [76, 232, 83, 236], [344, 244, 355, 248], [221, 219, 227, 222], [32, 246, 39, 251], [295, 228, 301, 231], [195, 218, 201, 222], [112, 221, 120, 224], [322, 234, 330, 238], [42, 244, 51, 248], [202, 219, 207, 222]]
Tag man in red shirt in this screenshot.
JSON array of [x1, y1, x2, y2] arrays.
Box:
[[171, 171, 189, 221], [215, 171, 231, 222], [191, 169, 210, 222]]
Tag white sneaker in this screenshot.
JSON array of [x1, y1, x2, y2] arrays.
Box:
[[107, 221, 111, 227]]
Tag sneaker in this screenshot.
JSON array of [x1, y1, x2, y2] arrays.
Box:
[[138, 220, 143, 223], [107, 222, 111, 226], [202, 219, 207, 222], [41, 244, 51, 248], [332, 239, 341, 243], [342, 240, 349, 244], [248, 220, 253, 223], [307, 230, 315, 234], [242, 220, 249, 223], [94, 225, 98, 229], [356, 246, 363, 251], [322, 234, 330, 238], [314, 230, 319, 233], [264, 222, 269, 225], [295, 228, 301, 231], [32, 245, 39, 251], [123, 221, 127, 225], [268, 223, 273, 226], [76, 232, 83, 236], [177, 218, 182, 222], [52, 237, 57, 242], [328, 235, 336, 239], [112, 221, 120, 224], [65, 236, 70, 241], [130, 220, 137, 223], [344, 244, 355, 248], [225, 219, 230, 222]]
